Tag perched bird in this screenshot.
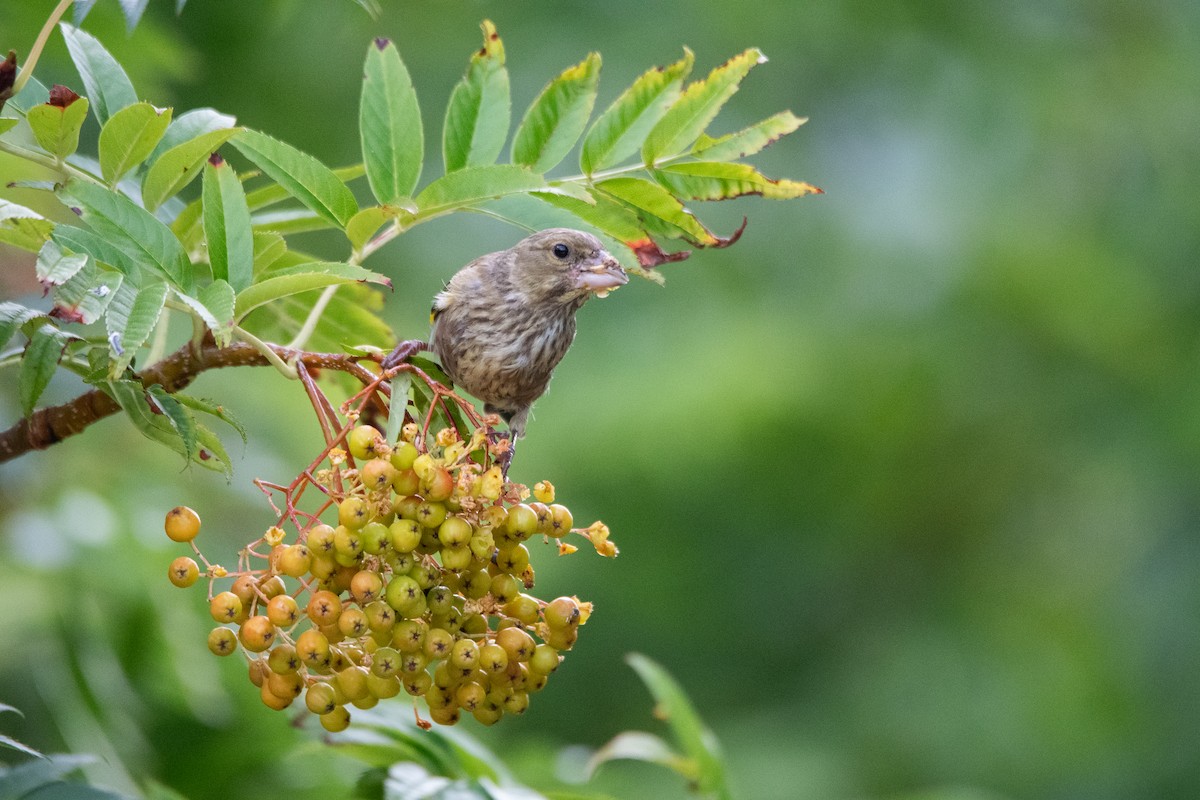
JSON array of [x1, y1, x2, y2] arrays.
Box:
[[386, 228, 628, 465]]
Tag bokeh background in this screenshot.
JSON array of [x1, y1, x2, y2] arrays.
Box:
[[3, 1, 1199, 798]]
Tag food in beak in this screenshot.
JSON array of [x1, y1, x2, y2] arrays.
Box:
[[574, 254, 629, 294]]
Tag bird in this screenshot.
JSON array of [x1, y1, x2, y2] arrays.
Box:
[[384, 228, 628, 468]]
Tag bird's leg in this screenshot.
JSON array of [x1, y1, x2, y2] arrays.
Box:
[[381, 339, 428, 371]]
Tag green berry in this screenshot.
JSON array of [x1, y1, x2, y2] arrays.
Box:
[[277, 544, 312, 577], [347, 425, 384, 461], [268, 644, 300, 674], [359, 522, 389, 555], [438, 516, 472, 547], [305, 682, 338, 715], [390, 441, 419, 471], [338, 497, 370, 530], [366, 673, 401, 699], [371, 646, 401, 678], [320, 705, 351, 732], [389, 519, 421, 553], [529, 644, 560, 675], [207, 627, 238, 656], [544, 596, 581, 630]]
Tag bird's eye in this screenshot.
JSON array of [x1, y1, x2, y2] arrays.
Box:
[[552, 243, 570, 259]]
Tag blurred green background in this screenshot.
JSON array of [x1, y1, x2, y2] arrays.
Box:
[[3, 1, 1198, 798]]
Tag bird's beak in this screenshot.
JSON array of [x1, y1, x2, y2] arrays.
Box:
[[574, 252, 629, 293]]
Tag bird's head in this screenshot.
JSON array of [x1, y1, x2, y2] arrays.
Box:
[[508, 228, 629, 305]]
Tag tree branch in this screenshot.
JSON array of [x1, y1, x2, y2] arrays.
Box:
[[0, 340, 381, 463]]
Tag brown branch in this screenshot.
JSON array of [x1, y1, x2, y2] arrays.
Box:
[[0, 340, 381, 464]]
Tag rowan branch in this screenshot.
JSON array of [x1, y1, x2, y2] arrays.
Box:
[[0, 339, 381, 463]]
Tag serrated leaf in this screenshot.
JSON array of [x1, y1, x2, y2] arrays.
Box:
[[512, 53, 601, 174], [360, 39, 423, 204], [99, 101, 172, 185], [51, 225, 134, 276], [173, 393, 247, 444], [235, 262, 390, 319], [20, 324, 74, 416], [0, 302, 47, 349], [244, 163, 365, 212], [0, 217, 53, 253], [36, 240, 88, 287], [51, 261, 122, 325], [252, 231, 286, 274], [0, 198, 42, 222], [655, 161, 822, 201], [581, 49, 692, 174], [26, 96, 90, 159], [596, 176, 715, 244], [233, 129, 358, 228], [692, 110, 805, 160], [202, 156, 253, 291], [149, 107, 237, 164], [143, 127, 240, 211], [59, 179, 193, 291], [346, 205, 393, 251], [534, 192, 644, 241], [626, 653, 730, 798], [415, 165, 548, 217], [443, 20, 510, 173], [108, 379, 230, 474], [105, 279, 167, 373], [642, 48, 766, 165], [173, 280, 234, 346], [60, 23, 138, 126], [146, 384, 197, 461]]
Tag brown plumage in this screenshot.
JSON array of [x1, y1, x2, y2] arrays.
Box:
[[428, 228, 627, 447]]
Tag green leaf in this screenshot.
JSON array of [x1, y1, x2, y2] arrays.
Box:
[[173, 280, 235, 346], [415, 165, 548, 217], [173, 393, 247, 444], [596, 176, 716, 244], [346, 205, 393, 252], [0, 302, 47, 349], [512, 53, 601, 174], [20, 324, 74, 416], [654, 161, 822, 200], [581, 49, 693, 174], [0, 118, 16, 136], [642, 48, 767, 165], [5, 75, 50, 114], [0, 733, 44, 759], [252, 231, 287, 274], [98, 101, 172, 185], [26, 96, 90, 159], [60, 23, 138, 126], [242, 281, 392, 360], [386, 372, 410, 444], [145, 384, 197, 462], [692, 109, 806, 160], [52, 260, 122, 325], [244, 163, 366, 212], [0, 754, 96, 799], [149, 107, 238, 164], [108, 379, 231, 474], [233, 129, 358, 228], [59, 179, 193, 291], [143, 127, 240, 211], [360, 39, 423, 204], [105, 279, 167, 374], [443, 20, 510, 173], [250, 208, 335, 235], [235, 262, 391, 320], [0, 216, 53, 253], [586, 731, 688, 778], [625, 653, 730, 799], [36, 240, 88, 288], [51, 225, 133, 276], [534, 192, 644, 241], [202, 155, 254, 291]]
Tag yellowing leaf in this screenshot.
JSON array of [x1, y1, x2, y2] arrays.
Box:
[[512, 53, 601, 174]]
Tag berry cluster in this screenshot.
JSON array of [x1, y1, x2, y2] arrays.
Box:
[[165, 420, 616, 731]]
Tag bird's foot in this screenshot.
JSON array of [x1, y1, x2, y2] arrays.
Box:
[[381, 339, 428, 372]]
